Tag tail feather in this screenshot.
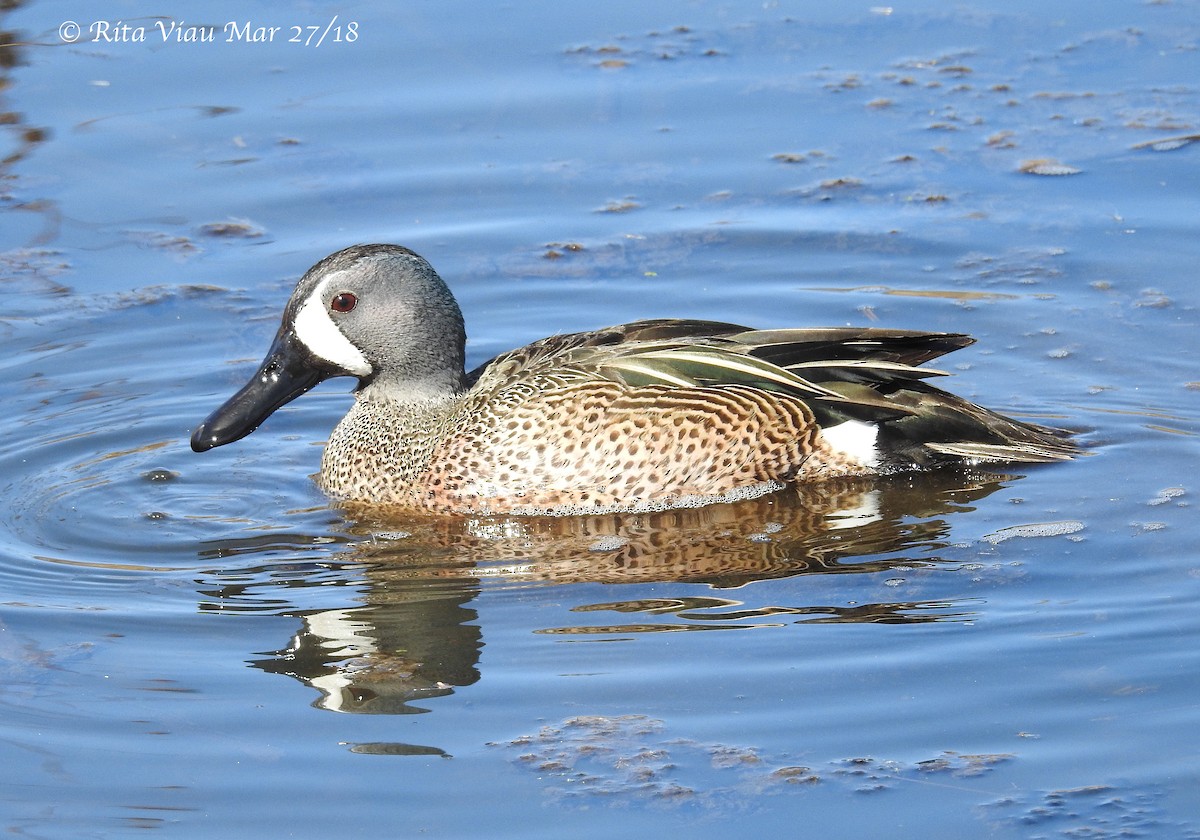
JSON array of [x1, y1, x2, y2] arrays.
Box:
[[924, 439, 1078, 464], [878, 385, 1080, 467]]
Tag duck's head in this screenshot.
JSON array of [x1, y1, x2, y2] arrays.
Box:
[[190, 244, 466, 453]]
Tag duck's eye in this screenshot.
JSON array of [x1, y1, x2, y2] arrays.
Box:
[[330, 292, 357, 313]]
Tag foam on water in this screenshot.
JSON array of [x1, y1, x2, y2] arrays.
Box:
[[980, 520, 1086, 545]]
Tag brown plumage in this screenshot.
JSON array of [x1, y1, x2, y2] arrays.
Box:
[[192, 245, 1079, 515]]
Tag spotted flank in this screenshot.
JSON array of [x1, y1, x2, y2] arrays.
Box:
[[192, 244, 1080, 515]]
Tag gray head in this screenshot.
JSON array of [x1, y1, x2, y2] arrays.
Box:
[[191, 244, 467, 452], [287, 244, 467, 392]]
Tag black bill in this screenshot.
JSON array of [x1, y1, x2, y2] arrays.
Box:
[[191, 328, 330, 452]]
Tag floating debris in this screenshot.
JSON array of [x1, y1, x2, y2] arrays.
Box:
[[915, 751, 1013, 777], [1018, 158, 1081, 176], [1131, 133, 1200, 152], [565, 26, 722, 68], [543, 242, 585, 259], [199, 218, 265, 238], [195, 105, 240, 118], [126, 230, 201, 255], [595, 199, 641, 213], [347, 742, 448, 757], [981, 782, 1190, 837], [981, 520, 1084, 544], [819, 177, 864, 189], [1133, 288, 1172, 308], [1030, 90, 1096, 100], [825, 74, 863, 91], [492, 715, 1023, 805], [1147, 487, 1185, 506], [986, 130, 1016, 148]]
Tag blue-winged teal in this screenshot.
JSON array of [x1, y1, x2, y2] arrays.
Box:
[[192, 244, 1077, 515]]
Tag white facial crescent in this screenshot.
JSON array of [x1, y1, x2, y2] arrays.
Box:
[[292, 273, 373, 377]]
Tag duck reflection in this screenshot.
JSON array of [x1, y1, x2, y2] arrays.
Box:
[[251, 594, 482, 716], [200, 471, 1016, 714]]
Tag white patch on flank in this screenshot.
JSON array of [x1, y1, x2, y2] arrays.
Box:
[[293, 274, 372, 376], [821, 419, 880, 467]]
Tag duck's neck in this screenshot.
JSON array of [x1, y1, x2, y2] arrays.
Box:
[[318, 382, 465, 503], [360, 364, 468, 402]]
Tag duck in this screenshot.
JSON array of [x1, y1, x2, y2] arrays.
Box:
[[191, 244, 1078, 515]]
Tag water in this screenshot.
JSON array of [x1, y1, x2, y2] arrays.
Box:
[[2, 0, 1199, 837]]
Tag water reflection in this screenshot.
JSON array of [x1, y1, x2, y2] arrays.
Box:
[[545, 595, 982, 633], [1, 5, 56, 242], [196, 470, 1018, 715], [251, 595, 482, 716]]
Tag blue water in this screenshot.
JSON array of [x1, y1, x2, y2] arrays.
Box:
[[2, 1, 1199, 837]]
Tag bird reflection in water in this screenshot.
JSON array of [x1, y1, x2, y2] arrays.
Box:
[[200, 470, 1019, 716]]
